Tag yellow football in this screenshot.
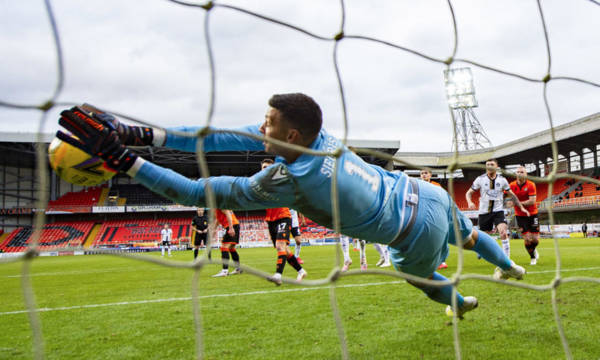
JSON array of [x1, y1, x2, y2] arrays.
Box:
[[48, 136, 116, 186]]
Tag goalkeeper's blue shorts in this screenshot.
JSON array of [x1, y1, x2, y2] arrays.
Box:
[[388, 180, 473, 278]]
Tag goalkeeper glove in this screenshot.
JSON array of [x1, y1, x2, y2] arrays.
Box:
[[80, 103, 157, 146], [57, 106, 138, 173]]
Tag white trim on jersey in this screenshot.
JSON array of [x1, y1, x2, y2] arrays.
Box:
[[471, 174, 510, 214]]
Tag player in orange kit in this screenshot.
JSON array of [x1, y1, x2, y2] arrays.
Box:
[[509, 166, 540, 265], [212, 209, 243, 277], [261, 159, 307, 285]]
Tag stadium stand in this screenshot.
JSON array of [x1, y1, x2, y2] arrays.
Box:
[[110, 184, 173, 205], [448, 180, 479, 210], [239, 215, 270, 244], [0, 221, 94, 253], [535, 182, 549, 203], [46, 186, 105, 212], [300, 218, 338, 240], [581, 181, 600, 197], [92, 218, 189, 247]]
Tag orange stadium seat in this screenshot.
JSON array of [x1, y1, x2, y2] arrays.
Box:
[[0, 221, 94, 253], [47, 186, 105, 212], [92, 218, 191, 247], [446, 180, 479, 210]]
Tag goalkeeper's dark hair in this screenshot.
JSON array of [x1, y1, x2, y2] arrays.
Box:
[[268, 93, 322, 143]]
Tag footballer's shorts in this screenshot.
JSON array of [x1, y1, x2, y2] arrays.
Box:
[[193, 232, 207, 246], [516, 214, 539, 234], [161, 241, 171, 247], [291, 226, 302, 238], [388, 180, 473, 278], [478, 211, 506, 232], [267, 218, 291, 247], [222, 224, 241, 245]]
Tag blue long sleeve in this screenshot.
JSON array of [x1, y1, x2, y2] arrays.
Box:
[[164, 125, 265, 153], [133, 159, 296, 210]]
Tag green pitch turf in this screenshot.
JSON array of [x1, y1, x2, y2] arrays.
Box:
[[1, 237, 599, 359]]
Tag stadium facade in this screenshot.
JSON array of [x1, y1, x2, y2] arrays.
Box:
[[0, 113, 598, 246]]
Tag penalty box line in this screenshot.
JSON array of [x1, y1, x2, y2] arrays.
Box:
[[0, 280, 405, 316], [2, 266, 599, 316]]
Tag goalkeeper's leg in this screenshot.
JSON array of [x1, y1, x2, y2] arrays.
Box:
[[406, 272, 478, 319], [447, 205, 519, 273], [463, 230, 512, 269], [409, 272, 463, 306]]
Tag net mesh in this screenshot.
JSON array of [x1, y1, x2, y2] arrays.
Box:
[[1, 1, 600, 359]]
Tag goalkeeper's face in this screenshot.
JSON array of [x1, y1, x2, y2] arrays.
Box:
[[260, 107, 301, 161]]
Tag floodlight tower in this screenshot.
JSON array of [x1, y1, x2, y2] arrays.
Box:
[[444, 67, 492, 151]]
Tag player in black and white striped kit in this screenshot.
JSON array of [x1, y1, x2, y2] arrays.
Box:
[[160, 223, 173, 257], [466, 159, 529, 258]]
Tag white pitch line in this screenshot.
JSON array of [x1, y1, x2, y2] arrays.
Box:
[[2, 266, 599, 316], [526, 266, 600, 274], [3, 268, 134, 278], [0, 280, 405, 316]]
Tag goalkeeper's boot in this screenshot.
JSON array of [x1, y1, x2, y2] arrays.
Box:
[[493, 261, 526, 280], [376, 257, 385, 267], [445, 296, 478, 319]]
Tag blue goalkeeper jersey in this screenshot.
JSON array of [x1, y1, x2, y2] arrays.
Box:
[[133, 125, 416, 244]]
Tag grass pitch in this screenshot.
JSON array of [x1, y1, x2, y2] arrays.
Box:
[[1, 237, 599, 359]]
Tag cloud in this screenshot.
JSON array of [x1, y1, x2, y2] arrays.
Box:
[[0, 0, 598, 153]]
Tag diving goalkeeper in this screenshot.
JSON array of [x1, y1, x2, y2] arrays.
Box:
[[56, 93, 526, 318]]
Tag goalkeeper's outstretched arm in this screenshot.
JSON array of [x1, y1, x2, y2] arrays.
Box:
[[127, 156, 296, 211], [81, 104, 265, 153], [160, 125, 265, 153]]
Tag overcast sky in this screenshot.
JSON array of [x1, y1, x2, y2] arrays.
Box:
[[0, 0, 598, 152]]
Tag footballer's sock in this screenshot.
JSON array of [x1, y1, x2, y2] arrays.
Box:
[[359, 240, 366, 263], [472, 231, 512, 270], [501, 237, 510, 258], [220, 248, 230, 270], [525, 239, 539, 258], [229, 248, 240, 269], [295, 243, 302, 258], [373, 243, 385, 258], [161, 247, 165, 256], [340, 236, 351, 262], [531, 238, 539, 254], [418, 272, 464, 307], [193, 249, 199, 259], [276, 251, 287, 274], [286, 253, 302, 272], [168, 247, 172, 256], [525, 242, 534, 258]]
